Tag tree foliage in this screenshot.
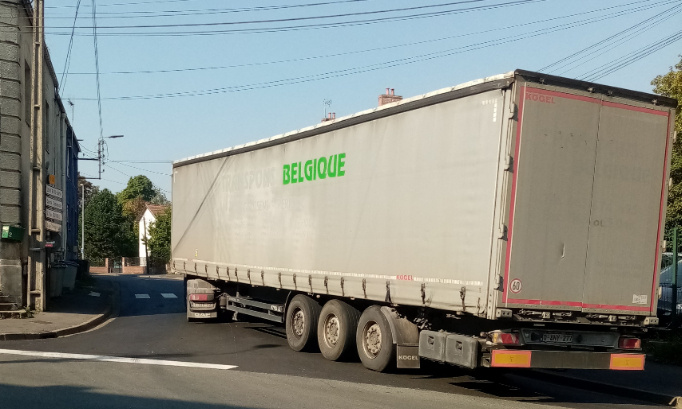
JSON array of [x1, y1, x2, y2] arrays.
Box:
[[117, 175, 156, 204], [148, 207, 172, 265], [82, 189, 133, 265], [80, 174, 171, 265], [77, 175, 99, 210], [652, 57, 682, 237], [150, 188, 170, 205]]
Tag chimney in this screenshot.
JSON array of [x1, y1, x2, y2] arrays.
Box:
[[321, 112, 336, 122], [378, 87, 402, 106]]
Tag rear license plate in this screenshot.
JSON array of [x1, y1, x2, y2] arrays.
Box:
[[542, 333, 573, 343]]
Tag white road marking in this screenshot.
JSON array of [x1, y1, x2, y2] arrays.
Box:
[[88, 292, 101, 297], [0, 349, 238, 370], [135, 294, 150, 299], [161, 293, 177, 299]]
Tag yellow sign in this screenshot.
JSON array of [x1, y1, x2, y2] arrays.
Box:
[[609, 354, 644, 370], [491, 350, 532, 368], [48, 174, 56, 185]]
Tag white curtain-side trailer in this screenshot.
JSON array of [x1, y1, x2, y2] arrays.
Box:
[[172, 70, 676, 371]]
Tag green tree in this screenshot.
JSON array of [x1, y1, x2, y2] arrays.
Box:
[[652, 57, 682, 237], [77, 175, 99, 210], [117, 176, 157, 257], [82, 189, 133, 265], [150, 187, 170, 205], [148, 207, 171, 266], [117, 175, 156, 204]]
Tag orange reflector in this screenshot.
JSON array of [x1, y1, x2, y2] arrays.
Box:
[[491, 350, 532, 368], [609, 354, 645, 371]]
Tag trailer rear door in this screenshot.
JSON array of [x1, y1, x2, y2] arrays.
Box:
[[503, 85, 671, 315]]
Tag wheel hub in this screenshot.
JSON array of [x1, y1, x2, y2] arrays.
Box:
[[292, 309, 305, 336], [364, 322, 382, 357], [324, 315, 340, 346]]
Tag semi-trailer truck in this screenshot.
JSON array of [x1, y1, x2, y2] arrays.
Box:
[[172, 70, 677, 372]]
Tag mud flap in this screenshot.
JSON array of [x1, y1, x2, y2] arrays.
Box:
[[396, 345, 420, 369]]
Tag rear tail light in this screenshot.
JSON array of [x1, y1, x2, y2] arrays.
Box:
[[189, 293, 210, 302], [618, 337, 641, 350], [490, 331, 520, 345]]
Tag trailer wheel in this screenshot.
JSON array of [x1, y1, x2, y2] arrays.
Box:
[[356, 306, 395, 372], [285, 294, 321, 352], [317, 300, 360, 361]]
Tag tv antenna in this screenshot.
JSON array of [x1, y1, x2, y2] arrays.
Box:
[[323, 99, 332, 118]]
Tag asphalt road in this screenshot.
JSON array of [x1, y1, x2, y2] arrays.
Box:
[[0, 275, 664, 409]]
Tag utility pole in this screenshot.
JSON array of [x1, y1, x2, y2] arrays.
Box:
[[27, 0, 45, 311], [81, 183, 85, 259], [78, 135, 124, 264]]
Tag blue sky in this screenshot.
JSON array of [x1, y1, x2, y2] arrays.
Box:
[[44, 0, 682, 197]]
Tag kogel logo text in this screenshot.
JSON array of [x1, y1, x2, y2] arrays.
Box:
[[283, 153, 346, 185]]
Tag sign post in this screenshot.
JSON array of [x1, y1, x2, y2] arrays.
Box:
[[45, 185, 63, 233]]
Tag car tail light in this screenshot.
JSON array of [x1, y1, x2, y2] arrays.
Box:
[[189, 293, 210, 302], [490, 331, 520, 345], [618, 337, 641, 350]]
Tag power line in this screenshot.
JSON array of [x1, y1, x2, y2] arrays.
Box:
[[112, 161, 172, 176], [579, 29, 682, 82], [110, 160, 174, 163], [40, 0, 545, 36], [43, 0, 527, 29], [46, 0, 369, 11], [104, 162, 132, 178], [91, 0, 104, 143], [540, 2, 682, 74], [56, 0, 672, 76], [104, 163, 172, 195], [58, 0, 82, 94], [67, 1, 675, 101]]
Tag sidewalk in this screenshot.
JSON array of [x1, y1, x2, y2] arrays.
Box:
[[0, 275, 117, 341]]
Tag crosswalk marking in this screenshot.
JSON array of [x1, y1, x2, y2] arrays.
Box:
[[88, 292, 101, 297], [135, 294, 150, 299], [0, 349, 238, 370], [161, 293, 177, 299]]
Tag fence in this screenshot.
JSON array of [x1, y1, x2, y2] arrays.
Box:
[[89, 257, 169, 275]]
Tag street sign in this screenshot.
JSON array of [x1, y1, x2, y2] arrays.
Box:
[[45, 220, 61, 233], [46, 209, 63, 221], [45, 196, 63, 210], [46, 185, 63, 199]]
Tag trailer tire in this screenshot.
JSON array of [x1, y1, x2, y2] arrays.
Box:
[[286, 294, 321, 352], [317, 300, 360, 361], [356, 305, 395, 372]]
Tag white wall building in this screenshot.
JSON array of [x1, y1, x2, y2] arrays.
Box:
[[138, 204, 169, 265]]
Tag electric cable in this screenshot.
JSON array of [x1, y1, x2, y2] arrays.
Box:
[[39, 0, 545, 36], [58, 0, 82, 94], [540, 2, 682, 74], [59, 0, 673, 76], [67, 2, 678, 101], [579, 29, 682, 81]]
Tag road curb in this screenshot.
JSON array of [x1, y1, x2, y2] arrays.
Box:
[[0, 281, 120, 341], [519, 369, 678, 406]]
